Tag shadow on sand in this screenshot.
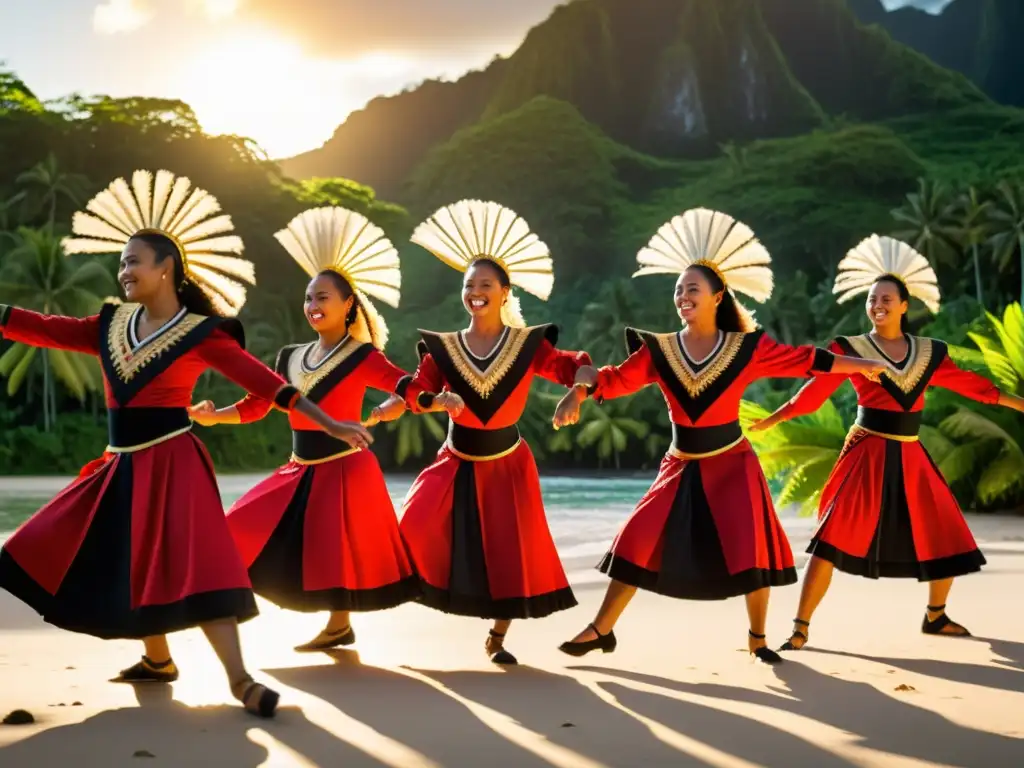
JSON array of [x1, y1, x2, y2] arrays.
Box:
[[571, 661, 1024, 766], [810, 635, 1024, 695], [0, 685, 274, 767], [267, 650, 549, 767]]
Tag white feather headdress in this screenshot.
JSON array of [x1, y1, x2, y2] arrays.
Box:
[[834, 235, 940, 314], [634, 207, 774, 303], [411, 199, 553, 328], [62, 170, 252, 317], [274, 207, 400, 350]]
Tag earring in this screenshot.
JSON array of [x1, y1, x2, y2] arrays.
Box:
[[162, 274, 167, 280]]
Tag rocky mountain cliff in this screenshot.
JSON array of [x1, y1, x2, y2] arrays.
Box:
[[279, 0, 984, 196], [848, 0, 1023, 107]]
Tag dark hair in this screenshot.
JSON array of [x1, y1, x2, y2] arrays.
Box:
[[872, 274, 911, 332], [688, 264, 757, 333], [467, 258, 511, 288], [131, 232, 220, 317], [316, 269, 360, 327]]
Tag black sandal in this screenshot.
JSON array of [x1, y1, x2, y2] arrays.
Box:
[[486, 629, 518, 666], [749, 631, 783, 664], [110, 656, 179, 684], [558, 623, 617, 657], [921, 604, 971, 637], [232, 676, 280, 718], [294, 626, 356, 652], [779, 618, 810, 651]]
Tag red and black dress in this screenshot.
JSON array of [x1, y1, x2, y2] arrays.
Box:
[[397, 324, 591, 619], [591, 328, 835, 600], [224, 337, 419, 613], [783, 334, 998, 580], [0, 302, 299, 639]]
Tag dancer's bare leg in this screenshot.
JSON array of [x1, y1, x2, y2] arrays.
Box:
[[201, 618, 279, 717], [567, 579, 636, 643], [782, 555, 835, 649], [924, 577, 971, 636]]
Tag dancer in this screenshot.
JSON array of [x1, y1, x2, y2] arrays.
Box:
[[555, 208, 890, 663], [749, 235, 1024, 649], [392, 199, 591, 665], [189, 206, 419, 652], [0, 171, 371, 717]]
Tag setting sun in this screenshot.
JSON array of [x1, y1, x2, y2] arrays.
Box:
[[177, 28, 423, 158]]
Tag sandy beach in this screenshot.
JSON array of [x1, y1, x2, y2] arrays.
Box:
[[1, 511, 1023, 766]]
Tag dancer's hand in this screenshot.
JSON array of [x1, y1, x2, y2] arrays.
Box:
[[434, 391, 465, 418], [552, 388, 584, 430], [327, 420, 374, 448], [362, 407, 384, 428], [574, 365, 598, 388], [188, 400, 220, 426], [851, 358, 893, 383]]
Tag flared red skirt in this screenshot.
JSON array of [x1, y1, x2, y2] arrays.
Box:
[[808, 430, 985, 581], [598, 442, 797, 600], [399, 441, 576, 619], [226, 449, 419, 612], [0, 433, 257, 639]]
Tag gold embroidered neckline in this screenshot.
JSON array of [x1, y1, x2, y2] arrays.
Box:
[[846, 334, 933, 393], [440, 326, 532, 398], [287, 338, 363, 394], [106, 303, 206, 383], [657, 331, 744, 398]]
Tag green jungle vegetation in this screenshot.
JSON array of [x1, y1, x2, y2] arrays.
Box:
[[1, 0, 1023, 514]]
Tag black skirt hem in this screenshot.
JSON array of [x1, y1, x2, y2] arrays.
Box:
[[0, 550, 258, 639], [806, 539, 987, 582], [596, 552, 797, 601], [417, 581, 577, 620], [253, 574, 422, 613]]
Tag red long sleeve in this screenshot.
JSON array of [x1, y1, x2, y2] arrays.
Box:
[[364, 349, 411, 393], [930, 353, 1001, 405], [782, 340, 851, 418], [0, 305, 101, 355], [233, 393, 275, 424], [534, 340, 592, 388], [592, 345, 659, 402], [196, 331, 294, 407], [401, 352, 444, 413], [752, 334, 834, 379]]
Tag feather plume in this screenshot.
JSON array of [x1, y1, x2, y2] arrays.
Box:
[[834, 235, 940, 313], [62, 169, 254, 317], [411, 199, 554, 301], [633, 208, 773, 303]]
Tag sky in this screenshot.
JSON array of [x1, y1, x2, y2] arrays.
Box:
[[1, 0, 954, 159]]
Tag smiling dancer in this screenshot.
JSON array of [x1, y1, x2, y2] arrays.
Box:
[[0, 171, 371, 717], [190, 206, 419, 651], [554, 208, 890, 663], [750, 235, 1024, 650], [391, 199, 591, 664]]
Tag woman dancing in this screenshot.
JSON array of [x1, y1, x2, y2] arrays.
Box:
[[750, 235, 1024, 649], [392, 199, 591, 665], [555, 208, 890, 663], [190, 206, 419, 652], [0, 171, 371, 717]]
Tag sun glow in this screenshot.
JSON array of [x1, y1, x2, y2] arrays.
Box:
[[177, 29, 424, 158]]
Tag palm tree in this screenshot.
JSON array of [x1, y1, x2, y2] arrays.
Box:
[[923, 304, 1024, 509], [16, 153, 90, 226], [573, 398, 649, 469], [740, 398, 847, 516], [890, 178, 961, 270], [0, 226, 115, 430], [988, 180, 1024, 306], [575, 279, 644, 366], [955, 186, 992, 307]]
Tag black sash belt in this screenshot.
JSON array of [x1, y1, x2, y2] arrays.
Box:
[[447, 423, 521, 459], [292, 430, 354, 462], [671, 421, 743, 455], [856, 406, 921, 438], [107, 407, 192, 450]]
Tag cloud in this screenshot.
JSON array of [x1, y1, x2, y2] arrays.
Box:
[[92, 0, 154, 34], [232, 0, 565, 57]]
